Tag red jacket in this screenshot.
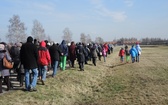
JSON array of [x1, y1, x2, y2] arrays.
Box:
[[38, 41, 51, 66], [119, 48, 125, 57], [103, 43, 108, 52]]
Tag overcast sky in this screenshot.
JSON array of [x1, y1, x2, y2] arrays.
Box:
[[1, 0, 168, 43]]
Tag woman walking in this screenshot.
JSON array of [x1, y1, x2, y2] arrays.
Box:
[[0, 42, 13, 93]]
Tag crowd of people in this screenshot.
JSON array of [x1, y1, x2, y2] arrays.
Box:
[[0, 36, 114, 93], [0, 36, 141, 93]]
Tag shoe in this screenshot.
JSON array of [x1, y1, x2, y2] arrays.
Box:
[[41, 80, 45, 85], [6, 88, 10, 91], [32, 88, 37, 91], [29, 87, 37, 92]]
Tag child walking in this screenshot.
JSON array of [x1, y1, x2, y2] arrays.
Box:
[[102, 46, 107, 62], [125, 45, 130, 63], [119, 47, 125, 63]]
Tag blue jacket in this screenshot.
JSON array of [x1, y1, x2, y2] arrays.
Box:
[[129, 47, 138, 57], [60, 40, 68, 56]]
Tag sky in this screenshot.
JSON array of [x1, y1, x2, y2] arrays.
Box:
[[1, 0, 168, 43]]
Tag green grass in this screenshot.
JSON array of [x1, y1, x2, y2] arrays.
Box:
[[0, 45, 168, 105]]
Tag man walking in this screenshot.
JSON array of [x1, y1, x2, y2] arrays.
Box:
[[20, 36, 38, 92]]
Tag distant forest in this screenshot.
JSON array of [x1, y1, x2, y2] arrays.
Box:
[[106, 37, 168, 45]]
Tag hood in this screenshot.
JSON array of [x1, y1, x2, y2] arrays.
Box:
[[61, 40, 66, 45], [27, 36, 33, 43], [40, 41, 46, 47]]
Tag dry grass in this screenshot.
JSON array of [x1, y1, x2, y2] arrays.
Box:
[[0, 45, 168, 105]]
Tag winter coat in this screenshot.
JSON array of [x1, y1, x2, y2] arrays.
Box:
[[0, 47, 12, 77], [76, 44, 85, 62], [60, 40, 68, 56], [90, 44, 98, 58], [10, 46, 20, 68], [136, 44, 142, 54], [102, 47, 107, 56], [49, 44, 62, 63], [38, 41, 51, 66], [119, 49, 125, 57], [69, 44, 76, 61], [20, 37, 38, 69], [97, 45, 103, 56], [103, 43, 108, 53], [129, 47, 138, 57]]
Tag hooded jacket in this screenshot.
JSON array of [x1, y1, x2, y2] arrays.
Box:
[[60, 40, 68, 56], [129, 45, 138, 57], [38, 41, 51, 66]]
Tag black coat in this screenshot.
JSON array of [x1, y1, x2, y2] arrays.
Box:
[[20, 42, 38, 69], [49, 44, 62, 63], [76, 44, 85, 62]]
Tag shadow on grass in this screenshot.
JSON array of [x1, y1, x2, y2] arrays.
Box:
[[110, 62, 127, 68]]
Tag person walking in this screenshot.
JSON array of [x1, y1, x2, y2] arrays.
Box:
[[38, 41, 51, 85], [102, 45, 107, 62], [59, 40, 68, 70], [0, 43, 13, 93], [20, 36, 38, 92], [76, 42, 86, 71], [119, 47, 125, 63], [135, 42, 142, 62], [10, 42, 22, 85], [125, 45, 130, 63], [90, 43, 98, 66], [49, 42, 62, 77], [97, 44, 102, 61], [68, 41, 76, 68], [129, 45, 138, 63]]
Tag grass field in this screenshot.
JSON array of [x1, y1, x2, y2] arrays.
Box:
[[0, 45, 168, 105]]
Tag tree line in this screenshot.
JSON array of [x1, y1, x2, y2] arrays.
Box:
[[111, 37, 168, 45], [4, 15, 104, 44], [2, 14, 168, 45]]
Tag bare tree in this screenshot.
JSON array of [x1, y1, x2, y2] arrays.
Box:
[[95, 37, 104, 44], [80, 33, 86, 43], [86, 34, 92, 44], [6, 15, 27, 43], [62, 27, 72, 43], [31, 20, 46, 41]]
